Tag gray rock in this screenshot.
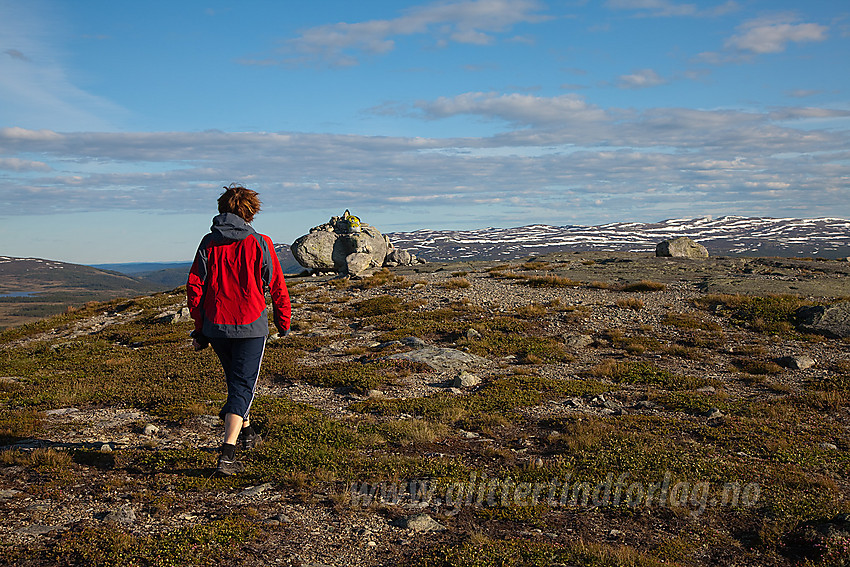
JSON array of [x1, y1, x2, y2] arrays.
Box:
[[796, 302, 850, 338], [705, 407, 724, 420], [820, 442, 838, 451], [393, 513, 446, 532], [632, 400, 660, 410], [16, 524, 59, 536], [696, 386, 716, 394], [656, 237, 709, 259], [365, 389, 385, 399], [0, 489, 22, 499], [142, 424, 159, 436], [44, 407, 79, 417], [291, 212, 390, 276], [104, 505, 136, 525], [401, 336, 428, 348], [452, 371, 481, 388], [386, 346, 490, 373], [345, 252, 375, 277], [291, 230, 338, 270], [238, 483, 274, 500], [465, 328, 482, 340], [563, 334, 593, 349], [156, 307, 192, 324], [385, 248, 412, 267], [777, 355, 816, 370]]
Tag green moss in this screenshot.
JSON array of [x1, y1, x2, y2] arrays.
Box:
[[343, 294, 408, 317], [697, 293, 817, 336], [415, 537, 677, 567], [45, 516, 261, 567], [353, 374, 610, 425], [590, 361, 717, 390]]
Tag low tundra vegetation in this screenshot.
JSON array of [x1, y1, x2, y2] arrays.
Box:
[[0, 258, 848, 567]]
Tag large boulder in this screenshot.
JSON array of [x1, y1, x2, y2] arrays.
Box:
[[291, 210, 417, 276], [656, 236, 709, 259]]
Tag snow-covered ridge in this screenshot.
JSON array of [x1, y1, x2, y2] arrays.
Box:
[[385, 216, 850, 261]]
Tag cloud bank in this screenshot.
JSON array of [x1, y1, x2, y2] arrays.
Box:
[[1, 89, 847, 225]]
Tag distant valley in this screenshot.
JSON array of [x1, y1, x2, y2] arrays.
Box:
[[0, 256, 167, 328]]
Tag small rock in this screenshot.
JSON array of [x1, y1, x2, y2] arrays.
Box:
[[565, 397, 585, 408], [459, 430, 480, 439], [16, 524, 59, 536], [104, 505, 136, 525], [776, 355, 816, 370], [365, 389, 385, 399], [632, 400, 660, 410], [819, 442, 838, 451], [0, 489, 22, 499], [393, 513, 446, 532], [452, 371, 481, 388], [100, 444, 113, 453], [142, 424, 159, 436], [239, 483, 274, 500], [563, 334, 594, 349], [705, 408, 724, 420], [532, 457, 544, 469], [44, 408, 79, 417], [609, 529, 624, 538], [465, 328, 482, 340], [696, 386, 716, 394], [401, 336, 428, 348], [447, 387, 463, 395]]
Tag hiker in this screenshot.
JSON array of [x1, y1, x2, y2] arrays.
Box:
[[186, 184, 291, 476]]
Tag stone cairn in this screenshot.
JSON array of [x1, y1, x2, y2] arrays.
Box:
[[291, 210, 422, 277]]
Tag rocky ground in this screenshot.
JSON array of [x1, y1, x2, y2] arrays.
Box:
[[1, 252, 849, 566]]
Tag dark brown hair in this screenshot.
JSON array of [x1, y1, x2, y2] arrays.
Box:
[[218, 183, 261, 223]]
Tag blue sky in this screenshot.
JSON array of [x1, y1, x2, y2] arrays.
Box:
[[1, 0, 848, 263]]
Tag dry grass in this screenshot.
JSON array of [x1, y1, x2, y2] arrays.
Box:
[[618, 280, 667, 292], [441, 277, 472, 289], [616, 298, 644, 311], [524, 275, 582, 288]]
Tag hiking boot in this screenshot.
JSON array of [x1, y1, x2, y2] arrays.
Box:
[[238, 428, 263, 450], [216, 455, 245, 476]]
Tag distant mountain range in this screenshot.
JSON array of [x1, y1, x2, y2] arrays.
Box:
[[381, 216, 850, 262]]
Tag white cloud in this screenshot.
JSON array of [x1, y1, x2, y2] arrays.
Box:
[[605, 0, 739, 18], [250, 0, 548, 67], [0, 157, 51, 172], [725, 16, 828, 54], [415, 92, 608, 126], [616, 68, 667, 89], [1, 90, 847, 226]]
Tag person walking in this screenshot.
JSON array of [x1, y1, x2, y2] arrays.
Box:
[[186, 184, 291, 476]]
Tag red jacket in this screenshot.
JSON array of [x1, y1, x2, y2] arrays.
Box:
[[187, 213, 291, 338]]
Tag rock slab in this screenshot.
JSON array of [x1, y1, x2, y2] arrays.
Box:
[[796, 302, 850, 338], [386, 347, 490, 373]]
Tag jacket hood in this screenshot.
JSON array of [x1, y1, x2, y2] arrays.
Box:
[[210, 213, 253, 242]]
